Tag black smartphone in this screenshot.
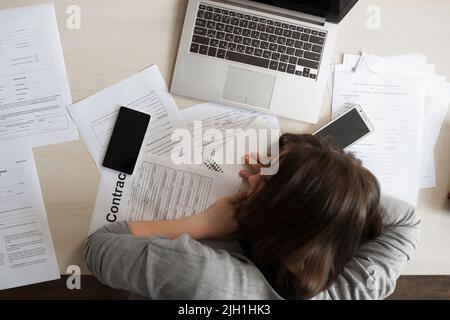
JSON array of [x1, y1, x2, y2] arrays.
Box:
[[313, 105, 374, 150], [102, 106, 151, 175]]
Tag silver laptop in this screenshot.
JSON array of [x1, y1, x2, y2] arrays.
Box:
[[171, 0, 358, 123]]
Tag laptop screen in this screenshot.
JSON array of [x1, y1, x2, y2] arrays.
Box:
[[252, 0, 359, 23]]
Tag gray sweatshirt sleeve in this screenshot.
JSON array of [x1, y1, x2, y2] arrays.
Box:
[[312, 194, 422, 300], [83, 222, 282, 299], [83, 222, 154, 297]]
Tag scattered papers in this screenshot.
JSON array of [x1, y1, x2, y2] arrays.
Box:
[[0, 148, 60, 290], [68, 67, 252, 234], [68, 65, 188, 166], [331, 52, 450, 205], [88, 155, 242, 234], [68, 68, 251, 234], [0, 3, 78, 149]]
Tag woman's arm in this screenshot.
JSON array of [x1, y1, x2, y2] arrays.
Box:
[[128, 191, 246, 240], [127, 216, 202, 240], [84, 220, 282, 299]]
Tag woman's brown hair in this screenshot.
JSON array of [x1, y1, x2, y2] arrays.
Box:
[[236, 134, 384, 299]]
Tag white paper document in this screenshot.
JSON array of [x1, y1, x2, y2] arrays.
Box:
[[0, 148, 59, 290], [89, 155, 242, 234], [68, 65, 187, 166], [181, 102, 279, 163], [351, 53, 449, 188], [328, 54, 360, 95], [332, 71, 426, 206], [0, 3, 78, 149], [181, 102, 279, 131], [332, 53, 450, 189]]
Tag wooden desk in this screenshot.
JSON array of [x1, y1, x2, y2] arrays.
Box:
[[0, 0, 449, 275]]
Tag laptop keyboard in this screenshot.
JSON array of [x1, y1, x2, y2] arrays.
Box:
[[189, 3, 327, 80]]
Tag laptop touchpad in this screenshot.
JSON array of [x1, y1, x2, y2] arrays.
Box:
[[222, 66, 275, 109]]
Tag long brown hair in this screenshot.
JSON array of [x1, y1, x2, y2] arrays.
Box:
[[236, 134, 384, 299]]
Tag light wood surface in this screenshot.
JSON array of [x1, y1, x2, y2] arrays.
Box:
[[0, 0, 448, 274]]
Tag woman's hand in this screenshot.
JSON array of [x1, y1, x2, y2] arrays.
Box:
[[190, 191, 247, 240], [189, 153, 265, 240], [128, 191, 247, 241], [239, 153, 264, 195], [129, 153, 264, 241]]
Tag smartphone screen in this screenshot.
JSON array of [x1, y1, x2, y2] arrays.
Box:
[[313, 106, 373, 149], [102, 106, 150, 174]]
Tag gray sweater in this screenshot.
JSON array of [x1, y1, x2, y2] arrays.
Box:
[[83, 194, 421, 299]]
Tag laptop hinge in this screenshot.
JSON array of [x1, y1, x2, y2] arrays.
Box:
[[207, 0, 326, 26]]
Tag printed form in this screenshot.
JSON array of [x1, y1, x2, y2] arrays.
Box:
[[0, 3, 78, 149], [353, 53, 449, 188], [332, 71, 426, 206], [181, 102, 279, 174], [0, 148, 59, 290], [88, 156, 242, 234], [333, 53, 450, 189], [68, 65, 187, 166]]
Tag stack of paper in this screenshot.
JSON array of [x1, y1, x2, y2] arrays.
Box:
[[330, 52, 450, 206]]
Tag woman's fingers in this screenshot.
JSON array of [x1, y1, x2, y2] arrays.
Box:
[[247, 174, 261, 193], [239, 169, 261, 193], [240, 153, 265, 193], [239, 169, 253, 179], [226, 191, 247, 204], [243, 153, 261, 173]]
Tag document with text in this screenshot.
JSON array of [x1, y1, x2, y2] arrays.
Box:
[[352, 52, 447, 188], [181, 102, 279, 132], [68, 65, 187, 166], [88, 156, 242, 234], [332, 71, 426, 206], [0, 148, 59, 290], [0, 3, 78, 149], [333, 53, 450, 189], [181, 102, 279, 174]]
